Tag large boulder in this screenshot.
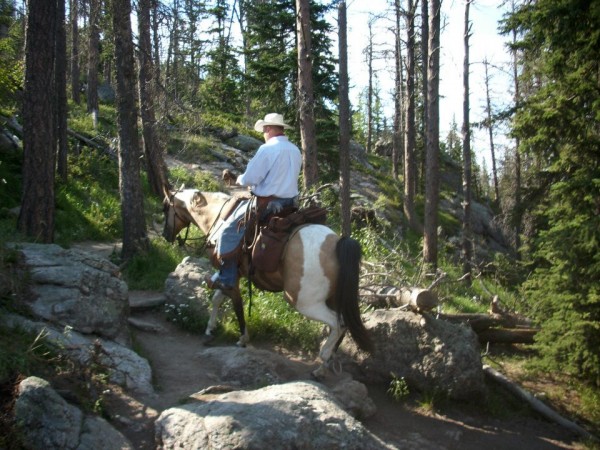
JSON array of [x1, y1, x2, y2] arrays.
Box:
[[224, 134, 263, 153], [163, 256, 213, 316], [155, 381, 392, 449], [7, 243, 129, 342], [15, 376, 134, 450], [341, 309, 486, 401], [2, 313, 154, 394]]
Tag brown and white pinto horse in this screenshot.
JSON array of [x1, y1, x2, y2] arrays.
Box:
[[162, 188, 373, 377]]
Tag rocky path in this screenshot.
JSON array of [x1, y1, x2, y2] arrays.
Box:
[[101, 288, 585, 450]]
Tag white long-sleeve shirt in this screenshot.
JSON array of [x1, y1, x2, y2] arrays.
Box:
[[236, 135, 301, 198]]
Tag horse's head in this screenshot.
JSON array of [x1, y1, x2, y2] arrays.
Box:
[[162, 188, 191, 243]]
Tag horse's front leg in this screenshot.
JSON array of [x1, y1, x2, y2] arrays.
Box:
[[228, 287, 249, 347], [204, 289, 226, 343]]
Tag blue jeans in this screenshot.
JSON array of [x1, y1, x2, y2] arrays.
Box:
[[214, 196, 297, 286]]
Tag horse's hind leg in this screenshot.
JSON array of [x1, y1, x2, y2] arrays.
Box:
[[297, 303, 345, 378]]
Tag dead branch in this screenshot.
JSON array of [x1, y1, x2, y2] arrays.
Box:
[[483, 365, 598, 442]]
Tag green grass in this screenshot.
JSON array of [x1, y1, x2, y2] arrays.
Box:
[[122, 238, 189, 290], [208, 289, 323, 353]]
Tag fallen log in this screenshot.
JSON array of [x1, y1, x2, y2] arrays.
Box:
[[483, 365, 598, 442], [365, 286, 439, 311], [477, 327, 538, 344], [396, 287, 438, 311], [66, 129, 116, 160]]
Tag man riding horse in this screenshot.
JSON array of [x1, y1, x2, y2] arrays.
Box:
[[204, 113, 302, 292]]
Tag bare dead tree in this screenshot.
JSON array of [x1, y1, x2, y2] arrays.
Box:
[[296, 0, 318, 189], [404, 0, 421, 232], [338, 1, 351, 237], [423, 0, 441, 270], [462, 0, 473, 281], [483, 58, 500, 203], [70, 0, 80, 104]]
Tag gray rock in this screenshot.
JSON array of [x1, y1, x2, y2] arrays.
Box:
[[198, 346, 287, 387], [2, 314, 154, 395], [155, 381, 394, 449], [98, 82, 116, 104], [163, 256, 213, 316], [8, 242, 129, 342], [341, 309, 486, 400], [330, 378, 377, 419], [224, 134, 262, 153], [15, 376, 133, 450]]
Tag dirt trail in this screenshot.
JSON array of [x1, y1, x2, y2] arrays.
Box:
[[102, 297, 586, 450]]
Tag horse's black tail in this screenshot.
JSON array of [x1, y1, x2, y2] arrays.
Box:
[[335, 236, 374, 354]]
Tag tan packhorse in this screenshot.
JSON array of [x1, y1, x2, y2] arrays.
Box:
[[162, 188, 373, 377]]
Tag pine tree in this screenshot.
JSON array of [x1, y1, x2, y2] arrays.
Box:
[[504, 0, 600, 385]]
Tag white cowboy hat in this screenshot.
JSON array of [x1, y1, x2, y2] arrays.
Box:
[[254, 113, 292, 132]]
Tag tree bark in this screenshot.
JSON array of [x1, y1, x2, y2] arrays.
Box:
[[404, 0, 420, 232], [420, 0, 429, 191], [70, 0, 80, 104], [483, 58, 500, 203], [461, 0, 473, 281], [423, 0, 441, 270], [296, 0, 318, 189], [18, 0, 57, 242], [392, 0, 403, 181], [366, 19, 375, 154], [87, 0, 100, 122], [112, 0, 149, 260], [56, 0, 68, 182], [138, 0, 170, 197], [338, 1, 351, 237], [510, 9, 522, 258]]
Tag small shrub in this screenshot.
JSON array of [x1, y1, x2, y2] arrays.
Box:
[[387, 372, 410, 402]]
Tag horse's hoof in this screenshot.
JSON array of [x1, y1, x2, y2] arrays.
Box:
[[202, 334, 216, 346], [311, 365, 328, 381], [328, 358, 343, 376], [236, 332, 249, 347]]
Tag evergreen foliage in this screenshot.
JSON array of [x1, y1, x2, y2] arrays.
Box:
[[503, 0, 600, 385]]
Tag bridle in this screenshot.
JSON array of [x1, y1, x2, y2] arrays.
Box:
[[165, 192, 193, 246], [165, 191, 233, 249]]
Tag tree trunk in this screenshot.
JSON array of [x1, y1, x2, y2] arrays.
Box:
[[151, 0, 162, 110], [404, 0, 420, 232], [510, 13, 522, 258], [483, 59, 500, 203], [366, 19, 374, 154], [56, 0, 68, 182], [112, 0, 149, 260], [137, 0, 170, 197], [296, 0, 318, 189], [461, 1, 473, 281], [423, 0, 441, 270], [70, 0, 80, 104], [338, 1, 351, 237], [87, 0, 100, 123], [392, 0, 402, 180], [420, 0, 429, 194], [18, 0, 57, 243]]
